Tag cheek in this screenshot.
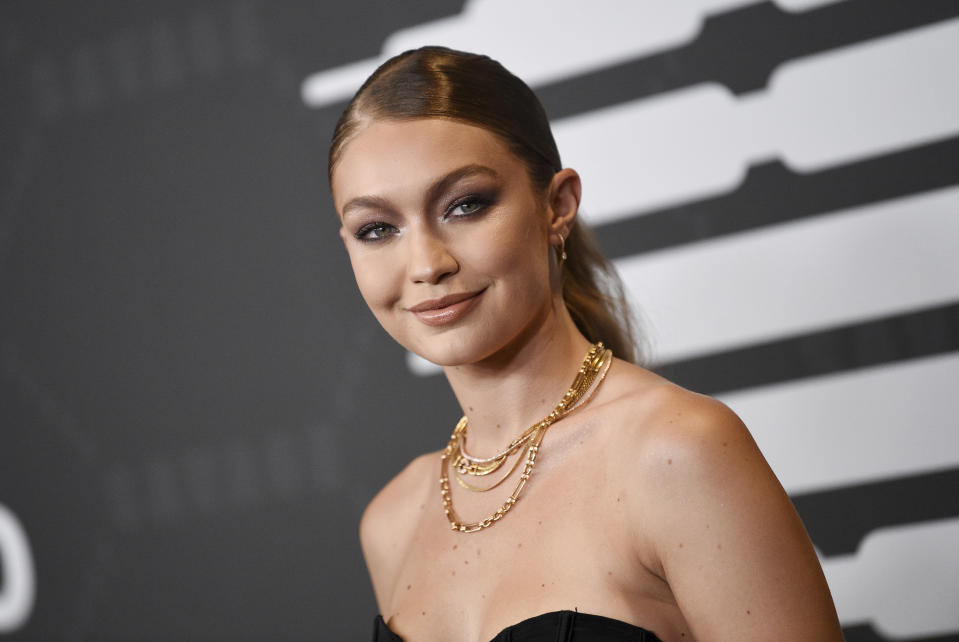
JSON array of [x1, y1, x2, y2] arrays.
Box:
[[482, 214, 550, 283], [348, 249, 401, 310]]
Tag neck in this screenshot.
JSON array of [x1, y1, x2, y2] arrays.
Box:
[[441, 297, 594, 456]]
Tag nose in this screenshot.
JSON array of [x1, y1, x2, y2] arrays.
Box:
[[406, 226, 458, 284]]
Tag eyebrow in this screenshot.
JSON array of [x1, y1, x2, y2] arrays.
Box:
[[340, 164, 500, 219]]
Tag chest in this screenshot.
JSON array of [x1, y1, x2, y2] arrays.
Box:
[[383, 446, 643, 640]]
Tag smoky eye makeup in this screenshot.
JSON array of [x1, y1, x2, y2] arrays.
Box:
[[445, 193, 492, 217], [346, 176, 502, 242], [353, 220, 397, 242], [443, 185, 500, 218]]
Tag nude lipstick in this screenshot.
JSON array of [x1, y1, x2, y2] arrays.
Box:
[[408, 289, 485, 327]]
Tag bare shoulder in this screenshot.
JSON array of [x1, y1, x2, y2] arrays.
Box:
[[601, 359, 747, 463], [601, 360, 843, 639], [359, 450, 440, 610], [600, 359, 779, 537]]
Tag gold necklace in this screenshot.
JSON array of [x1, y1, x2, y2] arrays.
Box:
[[440, 342, 612, 533], [451, 347, 613, 493], [451, 343, 608, 478]]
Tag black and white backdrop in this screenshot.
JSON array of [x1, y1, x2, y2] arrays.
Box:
[[1, 1, 957, 640]]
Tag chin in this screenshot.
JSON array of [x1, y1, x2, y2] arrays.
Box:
[[405, 341, 476, 369], [399, 329, 502, 369]]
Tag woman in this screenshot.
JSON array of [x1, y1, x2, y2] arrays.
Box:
[[329, 46, 842, 642]]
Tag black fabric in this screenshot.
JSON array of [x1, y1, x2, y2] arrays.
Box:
[[372, 610, 663, 641]]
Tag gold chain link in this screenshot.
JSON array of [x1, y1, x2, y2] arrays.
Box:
[[439, 342, 612, 533]]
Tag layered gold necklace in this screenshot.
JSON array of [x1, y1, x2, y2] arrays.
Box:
[[440, 342, 612, 533]]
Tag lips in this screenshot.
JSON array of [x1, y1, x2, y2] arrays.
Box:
[[408, 289, 485, 326]]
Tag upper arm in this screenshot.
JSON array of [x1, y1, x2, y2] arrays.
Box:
[[631, 392, 842, 640], [359, 491, 396, 612], [359, 453, 435, 613]]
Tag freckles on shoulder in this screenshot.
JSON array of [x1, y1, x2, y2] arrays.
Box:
[[611, 383, 762, 493]]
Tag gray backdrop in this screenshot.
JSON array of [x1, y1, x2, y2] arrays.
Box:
[[2, 1, 958, 640]]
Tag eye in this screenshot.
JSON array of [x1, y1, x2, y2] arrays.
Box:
[[355, 222, 396, 241], [447, 195, 491, 218], [454, 200, 483, 215]]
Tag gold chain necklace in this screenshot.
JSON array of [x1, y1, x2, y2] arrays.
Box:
[[451, 345, 613, 493], [451, 343, 606, 475], [439, 342, 612, 533], [451, 344, 609, 483]]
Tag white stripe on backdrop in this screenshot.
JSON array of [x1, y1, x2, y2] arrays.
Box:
[[615, 185, 959, 363], [821, 517, 959, 638], [555, 18, 959, 222], [719, 351, 959, 495], [301, 0, 851, 108]]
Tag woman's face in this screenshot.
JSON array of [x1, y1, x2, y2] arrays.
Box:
[[331, 118, 559, 367]]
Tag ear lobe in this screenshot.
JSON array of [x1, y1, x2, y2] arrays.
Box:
[[548, 168, 582, 237]]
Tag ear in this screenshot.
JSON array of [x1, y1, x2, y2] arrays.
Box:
[[547, 168, 581, 240]]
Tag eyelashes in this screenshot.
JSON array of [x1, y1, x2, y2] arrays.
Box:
[[352, 192, 496, 243], [446, 193, 493, 217], [354, 221, 396, 241]]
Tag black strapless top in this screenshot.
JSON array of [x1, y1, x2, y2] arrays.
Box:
[[373, 610, 662, 641]]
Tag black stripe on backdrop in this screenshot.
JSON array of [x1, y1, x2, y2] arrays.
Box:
[[804, 469, 958, 640], [537, 0, 959, 120], [843, 623, 959, 642], [308, 3, 959, 148], [793, 467, 959, 557], [593, 135, 959, 260], [656, 301, 959, 395]]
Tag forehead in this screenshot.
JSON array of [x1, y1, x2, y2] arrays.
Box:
[[331, 118, 525, 208]]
